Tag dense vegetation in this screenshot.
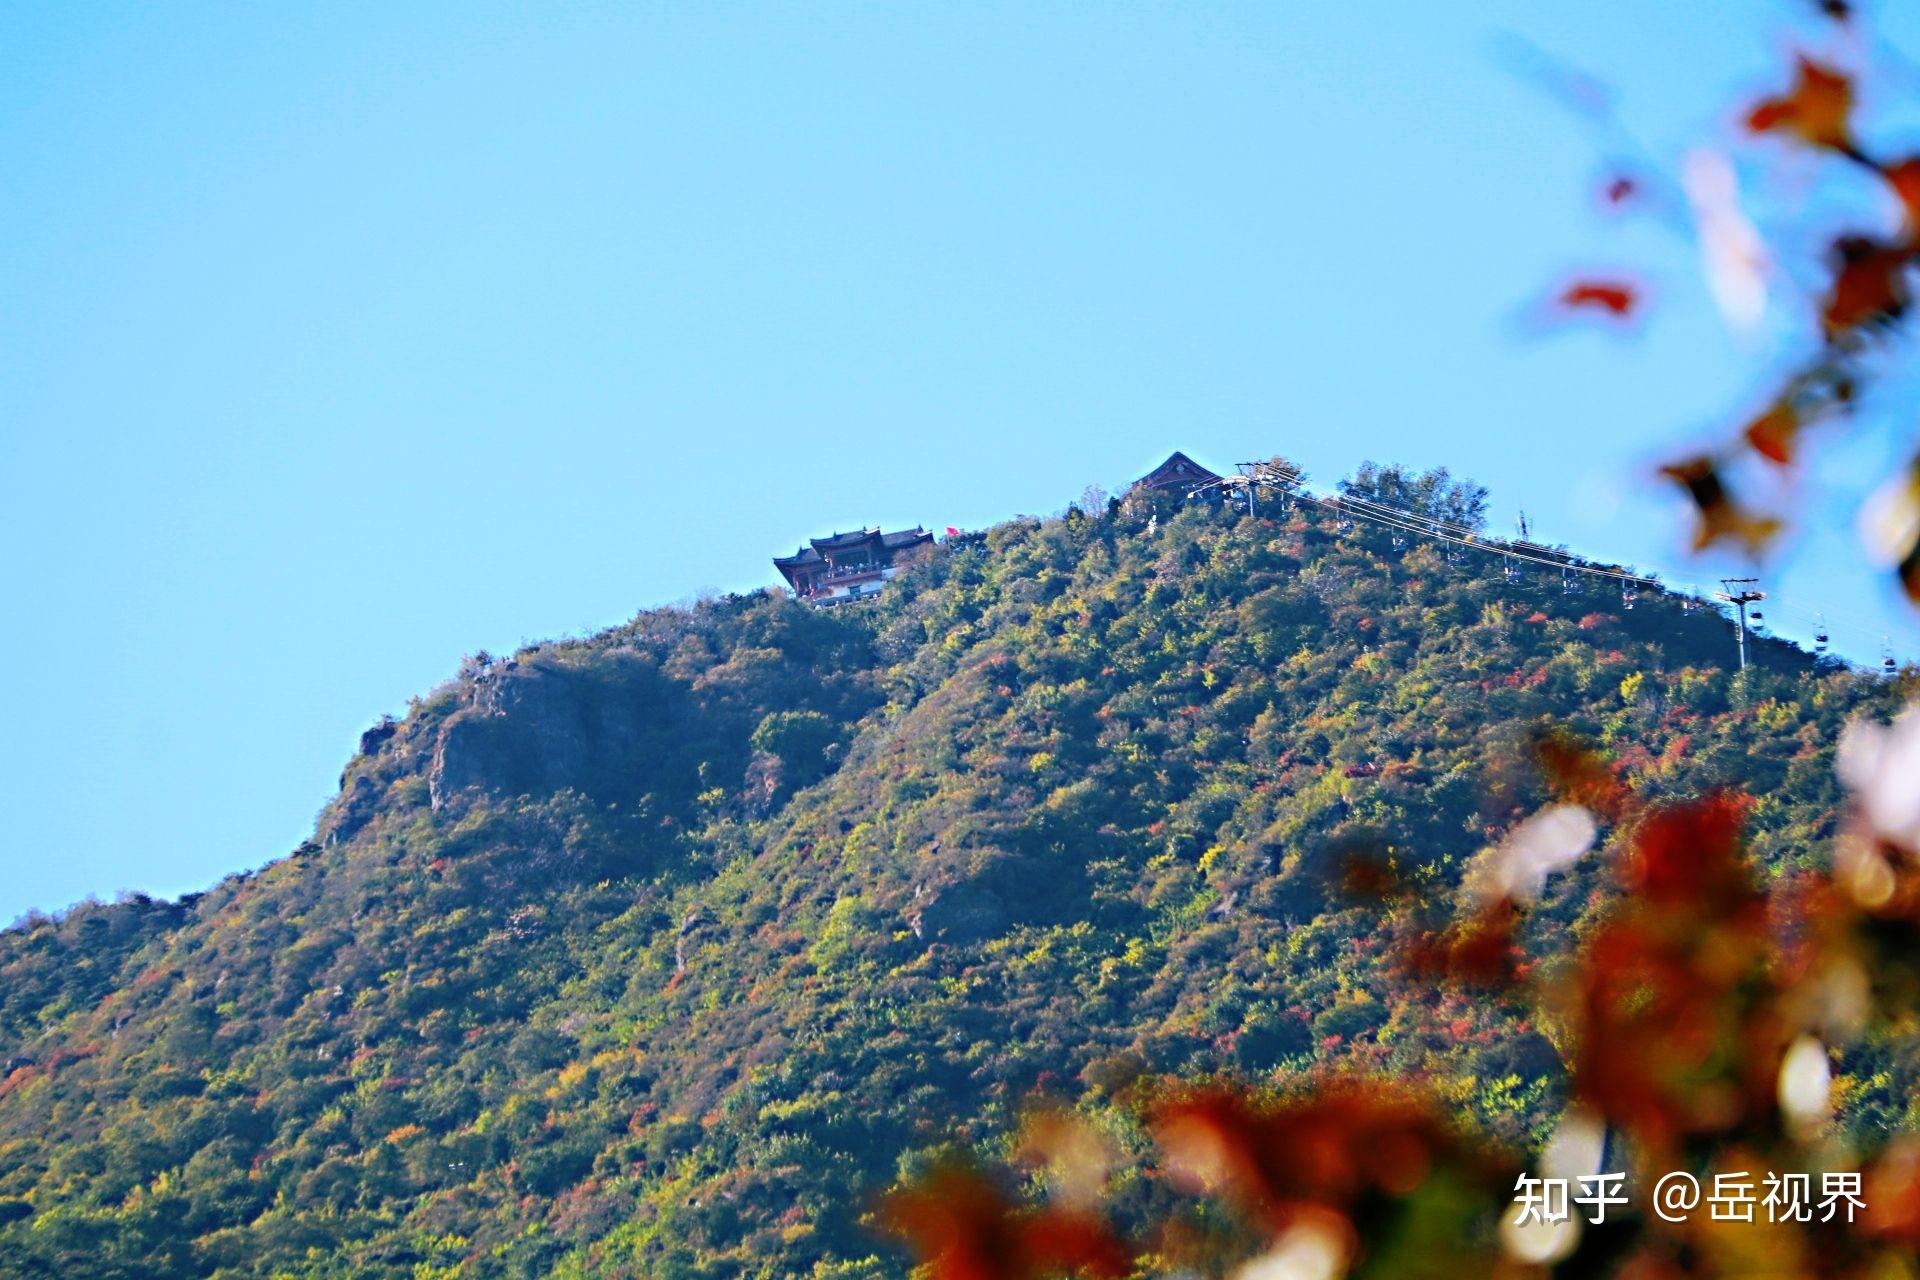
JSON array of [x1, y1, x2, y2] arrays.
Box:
[[0, 465, 1901, 1279]]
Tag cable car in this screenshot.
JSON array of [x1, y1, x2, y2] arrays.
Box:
[[1622, 584, 1638, 610], [1504, 559, 1521, 583], [1391, 534, 1407, 551], [1814, 615, 1829, 655]]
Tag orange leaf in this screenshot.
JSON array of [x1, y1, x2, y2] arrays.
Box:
[[1743, 401, 1801, 465], [1150, 1080, 1504, 1227], [1865, 1141, 1920, 1246], [1536, 732, 1633, 822], [1746, 56, 1853, 152], [1659, 456, 1784, 555]]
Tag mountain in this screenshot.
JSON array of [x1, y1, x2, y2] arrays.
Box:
[[0, 463, 1900, 1279]]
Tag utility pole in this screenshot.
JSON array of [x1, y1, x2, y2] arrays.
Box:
[[1716, 578, 1765, 671], [1236, 461, 1302, 521]]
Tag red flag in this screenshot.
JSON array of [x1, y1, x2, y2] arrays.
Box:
[[945, 526, 959, 536]]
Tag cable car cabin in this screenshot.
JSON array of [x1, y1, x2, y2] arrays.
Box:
[[773, 526, 934, 607]]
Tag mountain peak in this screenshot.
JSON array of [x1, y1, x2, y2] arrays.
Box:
[[0, 470, 1885, 1278]]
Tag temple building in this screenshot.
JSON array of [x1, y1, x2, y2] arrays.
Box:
[[773, 526, 935, 606], [1126, 450, 1223, 510]]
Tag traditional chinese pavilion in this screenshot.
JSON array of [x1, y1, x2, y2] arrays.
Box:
[[773, 526, 935, 606], [1125, 450, 1224, 511]]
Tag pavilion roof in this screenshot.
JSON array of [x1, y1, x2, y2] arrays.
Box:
[[1133, 450, 1221, 491], [810, 528, 884, 552]]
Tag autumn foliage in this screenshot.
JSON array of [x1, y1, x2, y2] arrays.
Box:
[[882, 718, 1920, 1277], [1552, 7, 1920, 603]]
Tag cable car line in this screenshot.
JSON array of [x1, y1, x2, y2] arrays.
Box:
[[1183, 464, 1919, 666]]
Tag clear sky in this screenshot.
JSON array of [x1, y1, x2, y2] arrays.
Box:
[[6, 2, 1920, 922]]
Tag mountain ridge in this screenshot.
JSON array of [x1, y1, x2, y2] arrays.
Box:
[[0, 464, 1900, 1279]]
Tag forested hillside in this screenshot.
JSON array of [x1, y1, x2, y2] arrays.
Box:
[[0, 465, 1900, 1279]]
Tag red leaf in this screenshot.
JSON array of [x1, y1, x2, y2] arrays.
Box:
[[1824, 235, 1913, 338], [878, 1167, 1133, 1280], [1881, 158, 1920, 237], [1406, 900, 1522, 988], [1900, 533, 1920, 607], [1559, 281, 1638, 317], [1622, 791, 1756, 909]]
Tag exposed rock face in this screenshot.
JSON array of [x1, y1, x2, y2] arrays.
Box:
[[909, 881, 1009, 945], [675, 911, 704, 975], [337, 718, 401, 792], [357, 717, 398, 757], [426, 652, 701, 812], [320, 774, 379, 846]]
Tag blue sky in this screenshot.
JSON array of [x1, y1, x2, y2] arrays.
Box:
[[5, 2, 1920, 921]]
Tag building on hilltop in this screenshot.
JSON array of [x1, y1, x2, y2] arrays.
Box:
[[1125, 450, 1223, 513], [1134, 450, 1222, 494], [773, 526, 935, 606]]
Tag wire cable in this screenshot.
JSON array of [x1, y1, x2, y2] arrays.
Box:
[[1190, 472, 1920, 658]]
